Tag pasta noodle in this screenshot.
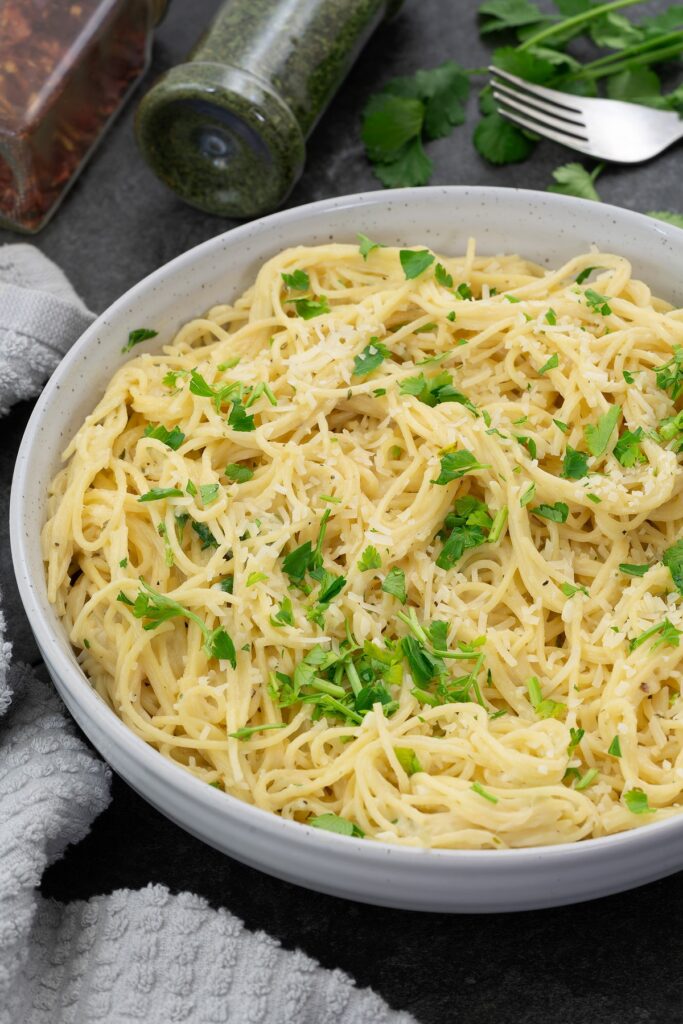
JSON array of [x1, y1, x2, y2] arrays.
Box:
[[43, 239, 683, 848]]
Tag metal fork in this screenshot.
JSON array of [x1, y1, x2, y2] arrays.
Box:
[[490, 66, 683, 163]]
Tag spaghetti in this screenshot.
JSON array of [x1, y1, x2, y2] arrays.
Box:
[[44, 239, 683, 848]]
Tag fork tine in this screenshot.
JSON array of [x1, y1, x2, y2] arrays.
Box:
[[492, 82, 586, 129], [495, 106, 597, 157], [489, 66, 584, 115], [493, 90, 589, 141]]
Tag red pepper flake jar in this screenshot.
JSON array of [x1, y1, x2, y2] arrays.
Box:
[[0, 0, 167, 233]]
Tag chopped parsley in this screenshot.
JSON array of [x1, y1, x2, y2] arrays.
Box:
[[538, 352, 559, 374], [271, 596, 294, 627], [229, 723, 287, 740], [225, 463, 254, 483], [553, 419, 569, 433], [399, 249, 435, 279], [516, 435, 537, 460], [619, 563, 650, 578], [471, 781, 498, 803], [200, 483, 219, 506], [122, 327, 157, 353], [663, 540, 683, 595], [613, 427, 646, 468], [584, 405, 621, 458], [654, 345, 683, 400], [399, 370, 477, 413], [432, 449, 489, 486], [282, 510, 331, 586], [568, 727, 584, 754], [382, 567, 407, 604], [630, 618, 682, 653], [143, 423, 185, 450], [353, 338, 390, 377], [138, 487, 184, 502], [227, 400, 256, 432], [561, 446, 589, 480], [288, 296, 331, 319], [436, 496, 505, 570], [358, 232, 382, 260], [358, 545, 382, 571], [520, 483, 536, 507], [624, 788, 654, 814], [119, 557, 128, 568], [527, 675, 566, 720], [117, 579, 235, 664], [608, 736, 622, 757], [560, 582, 589, 598], [544, 309, 557, 327], [309, 813, 364, 837], [191, 520, 219, 550], [584, 288, 612, 316], [435, 262, 453, 288], [281, 269, 310, 291], [575, 266, 602, 285], [575, 768, 598, 791], [246, 571, 268, 587], [395, 747, 422, 776], [531, 502, 569, 524]]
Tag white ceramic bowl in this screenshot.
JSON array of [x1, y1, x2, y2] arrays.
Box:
[[11, 187, 683, 912]]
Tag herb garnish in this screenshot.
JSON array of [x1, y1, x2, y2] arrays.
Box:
[[399, 370, 477, 413], [225, 464, 254, 483], [358, 546, 382, 571], [143, 423, 185, 450], [613, 427, 646, 467], [122, 328, 157, 353], [562, 446, 589, 480], [382, 567, 407, 604], [288, 296, 331, 319], [584, 405, 621, 457], [663, 539, 683, 595], [138, 486, 184, 503], [353, 338, 390, 377], [309, 813, 365, 837], [619, 563, 650, 577], [531, 502, 569, 524], [281, 270, 310, 291], [117, 579, 236, 664], [399, 249, 435, 279], [432, 450, 490, 485], [624, 788, 654, 814], [629, 618, 682, 653]]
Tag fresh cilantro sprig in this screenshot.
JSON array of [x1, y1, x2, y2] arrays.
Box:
[[117, 579, 236, 664]]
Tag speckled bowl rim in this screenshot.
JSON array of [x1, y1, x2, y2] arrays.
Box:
[[10, 186, 683, 889]]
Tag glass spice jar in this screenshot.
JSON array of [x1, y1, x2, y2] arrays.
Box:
[[135, 0, 401, 219], [0, 0, 168, 234]]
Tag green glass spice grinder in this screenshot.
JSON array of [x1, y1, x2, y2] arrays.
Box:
[[136, 0, 400, 218]]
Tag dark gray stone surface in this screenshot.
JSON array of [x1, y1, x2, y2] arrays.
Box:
[[3, 1, 683, 1021]]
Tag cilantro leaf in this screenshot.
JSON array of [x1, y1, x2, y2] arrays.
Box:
[[584, 288, 612, 316], [225, 463, 254, 483], [432, 450, 490, 485], [624, 788, 654, 814], [435, 263, 454, 288], [229, 723, 286, 741], [138, 487, 184, 503], [471, 781, 498, 803], [288, 296, 331, 319], [200, 483, 219, 506], [560, 581, 589, 598], [395, 747, 423, 776], [122, 327, 157, 353], [548, 162, 603, 202], [358, 233, 382, 259], [474, 112, 535, 165], [538, 352, 559, 374], [382, 567, 407, 604], [608, 736, 622, 757], [362, 92, 424, 162], [206, 627, 236, 664], [281, 269, 310, 291], [605, 66, 661, 104], [613, 427, 646, 468], [400, 249, 435, 279], [282, 542, 313, 583], [479, 0, 546, 35], [654, 346, 683, 400], [663, 540, 683, 596], [584, 405, 621, 457], [520, 482, 536, 507], [399, 370, 477, 413], [353, 338, 390, 377], [561, 446, 589, 479], [228, 400, 256, 432], [191, 520, 218, 549], [531, 502, 569, 523], [143, 423, 186, 450], [358, 546, 382, 571], [381, 61, 470, 139], [372, 136, 433, 188], [575, 266, 602, 285], [309, 813, 365, 837], [619, 563, 650, 577], [271, 596, 294, 627], [630, 618, 682, 653]]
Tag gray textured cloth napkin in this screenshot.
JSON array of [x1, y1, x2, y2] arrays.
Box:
[[0, 245, 416, 1024]]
